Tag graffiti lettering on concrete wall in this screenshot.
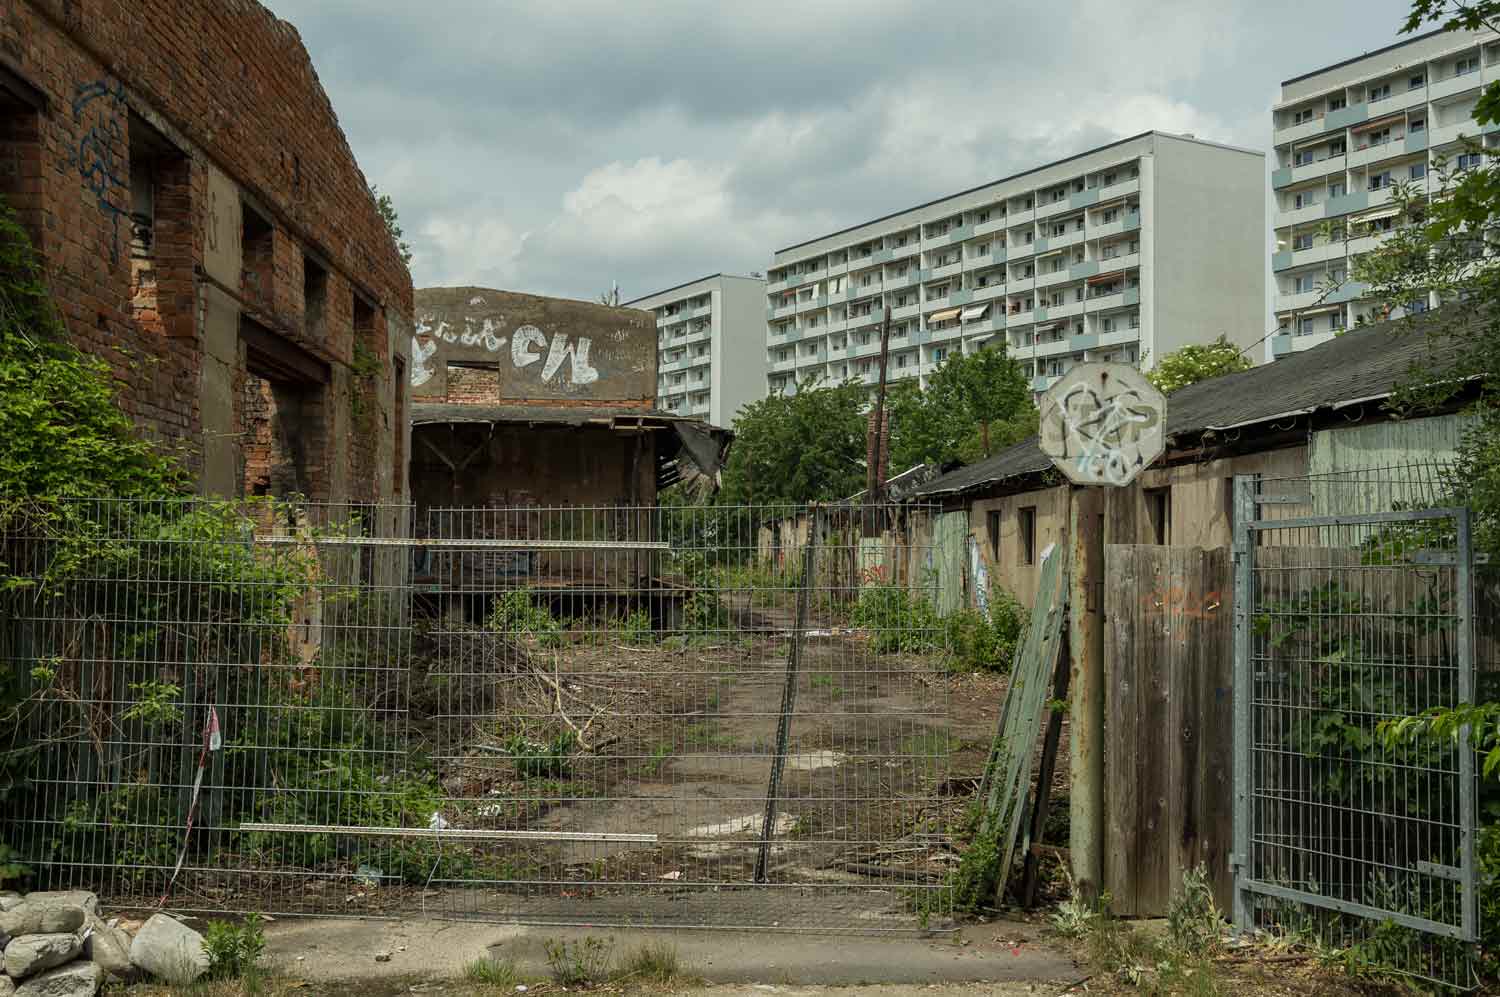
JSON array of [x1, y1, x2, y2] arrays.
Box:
[[70, 80, 128, 268], [411, 312, 600, 388], [1059, 383, 1157, 485]]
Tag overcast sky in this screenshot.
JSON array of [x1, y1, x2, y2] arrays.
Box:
[[265, 0, 1415, 303]]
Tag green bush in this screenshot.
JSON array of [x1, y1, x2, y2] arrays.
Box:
[[544, 935, 615, 987], [942, 588, 1028, 673], [203, 913, 266, 980], [504, 729, 577, 780], [487, 588, 562, 647], [851, 585, 941, 653]]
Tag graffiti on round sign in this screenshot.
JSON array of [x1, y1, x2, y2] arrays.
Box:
[[1037, 363, 1166, 487]]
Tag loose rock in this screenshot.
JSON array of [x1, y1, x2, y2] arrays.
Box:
[[0, 902, 86, 939], [374, 951, 392, 962], [128, 913, 208, 985], [14, 961, 102, 997], [0, 974, 14, 997], [4, 933, 82, 980], [81, 916, 133, 981], [14, 894, 96, 918], [0, 892, 21, 911]]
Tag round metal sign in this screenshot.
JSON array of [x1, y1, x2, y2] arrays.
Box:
[[1037, 363, 1165, 486]]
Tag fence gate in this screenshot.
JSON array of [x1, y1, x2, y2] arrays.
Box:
[[1231, 472, 1480, 988], [1, 499, 953, 932]]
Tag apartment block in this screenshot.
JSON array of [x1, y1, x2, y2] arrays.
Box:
[[626, 273, 768, 427], [764, 132, 1265, 398], [1273, 26, 1499, 356]]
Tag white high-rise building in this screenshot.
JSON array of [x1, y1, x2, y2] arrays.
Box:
[[1273, 27, 1499, 356], [626, 273, 768, 428], [764, 131, 1265, 398]]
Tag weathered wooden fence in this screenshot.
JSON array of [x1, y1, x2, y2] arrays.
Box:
[[1103, 544, 1234, 915]]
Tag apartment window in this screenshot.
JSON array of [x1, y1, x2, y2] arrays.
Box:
[[988, 510, 1001, 562], [1457, 55, 1479, 76], [1367, 127, 1392, 146], [1329, 138, 1346, 156], [1368, 170, 1393, 190], [1294, 148, 1314, 166], [1293, 190, 1317, 209], [1129, 239, 1139, 254], [1369, 83, 1391, 101], [1293, 107, 1315, 125], [1330, 94, 1347, 111], [1103, 208, 1119, 223], [1018, 507, 1037, 565], [1328, 180, 1345, 198], [1294, 232, 1314, 250], [1128, 312, 1141, 329], [933, 348, 947, 362], [977, 210, 990, 224], [1410, 117, 1426, 132], [1103, 171, 1117, 185], [1410, 162, 1427, 181], [1294, 273, 1316, 293], [1409, 73, 1426, 90], [1102, 317, 1114, 333], [1145, 488, 1171, 545], [1458, 152, 1483, 171]]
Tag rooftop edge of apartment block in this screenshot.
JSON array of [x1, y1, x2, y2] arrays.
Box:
[[626, 273, 768, 429], [764, 131, 1265, 400], [1272, 26, 1499, 358]]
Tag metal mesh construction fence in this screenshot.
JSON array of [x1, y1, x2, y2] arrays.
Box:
[[1232, 466, 1487, 989], [0, 498, 954, 931]]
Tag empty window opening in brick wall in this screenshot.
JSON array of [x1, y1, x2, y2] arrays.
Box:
[[241, 203, 274, 311], [446, 361, 500, 402], [0, 72, 45, 244], [303, 253, 328, 340], [240, 316, 330, 501], [128, 113, 187, 336]]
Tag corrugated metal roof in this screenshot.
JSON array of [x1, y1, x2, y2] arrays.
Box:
[[412, 403, 683, 427], [912, 314, 1470, 499]]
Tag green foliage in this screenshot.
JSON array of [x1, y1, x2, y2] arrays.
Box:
[[618, 939, 686, 983], [504, 729, 577, 780], [464, 956, 519, 986], [203, 914, 266, 981], [370, 184, 413, 268], [1143, 335, 1252, 395], [942, 588, 1028, 673], [120, 680, 184, 729], [888, 345, 1038, 469], [49, 782, 179, 884], [722, 377, 868, 504], [487, 588, 563, 647], [851, 584, 941, 653], [1166, 864, 1224, 956], [544, 935, 615, 987], [609, 609, 656, 645]]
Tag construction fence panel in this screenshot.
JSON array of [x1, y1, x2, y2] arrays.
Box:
[[1, 498, 953, 932], [1232, 468, 1481, 990]]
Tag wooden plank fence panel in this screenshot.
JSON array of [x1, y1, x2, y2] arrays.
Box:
[[1104, 544, 1234, 916]]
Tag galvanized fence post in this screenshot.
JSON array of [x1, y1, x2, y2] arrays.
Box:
[[754, 503, 819, 884], [1230, 473, 1256, 933]]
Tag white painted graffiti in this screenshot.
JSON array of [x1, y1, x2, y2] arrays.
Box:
[[1059, 383, 1157, 485], [410, 313, 600, 388]]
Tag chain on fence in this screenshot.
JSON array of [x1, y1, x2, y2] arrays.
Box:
[[1233, 464, 1491, 990], [0, 498, 955, 931]]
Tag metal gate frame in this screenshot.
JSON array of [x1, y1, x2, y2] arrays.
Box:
[[1230, 473, 1479, 949]]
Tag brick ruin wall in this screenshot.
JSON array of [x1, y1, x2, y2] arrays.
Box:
[[0, 0, 413, 504]]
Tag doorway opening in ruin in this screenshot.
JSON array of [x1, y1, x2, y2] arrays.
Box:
[[240, 316, 330, 502]]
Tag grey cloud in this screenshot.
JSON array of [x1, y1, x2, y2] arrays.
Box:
[[266, 0, 1412, 302]]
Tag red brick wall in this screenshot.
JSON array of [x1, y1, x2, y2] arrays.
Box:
[[0, 0, 412, 498]]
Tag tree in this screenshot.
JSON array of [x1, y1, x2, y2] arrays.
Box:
[[888, 346, 1037, 470], [370, 185, 413, 268], [719, 377, 867, 505], [1143, 335, 1253, 395]]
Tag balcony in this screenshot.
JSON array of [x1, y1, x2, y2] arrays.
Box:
[[1323, 189, 1368, 218], [768, 356, 798, 374], [930, 260, 963, 281], [1348, 139, 1406, 169], [796, 294, 829, 313], [1430, 71, 1482, 103], [1275, 288, 1326, 311], [891, 241, 920, 260], [1274, 114, 1332, 146], [870, 248, 893, 264], [972, 282, 1007, 302], [1009, 275, 1036, 292], [1098, 327, 1141, 348], [1086, 290, 1124, 312], [891, 303, 919, 321], [1367, 87, 1427, 121], [1008, 206, 1035, 226], [1098, 177, 1140, 201], [1045, 228, 1086, 251], [1287, 156, 1346, 186], [1122, 210, 1141, 231], [974, 217, 1007, 238], [766, 275, 791, 293], [1427, 120, 1474, 148], [1326, 102, 1369, 131], [1276, 200, 1327, 227], [1036, 195, 1073, 220], [944, 224, 974, 245], [1010, 307, 1035, 326], [1278, 242, 1345, 270], [1046, 299, 1084, 320], [1070, 187, 1100, 210], [767, 302, 796, 320], [823, 317, 848, 335], [1035, 266, 1072, 289], [1034, 336, 1071, 357]]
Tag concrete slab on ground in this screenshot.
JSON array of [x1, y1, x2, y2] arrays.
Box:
[[257, 917, 1077, 986]]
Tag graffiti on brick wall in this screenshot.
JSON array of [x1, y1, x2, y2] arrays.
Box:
[[410, 313, 600, 389], [70, 79, 129, 268]]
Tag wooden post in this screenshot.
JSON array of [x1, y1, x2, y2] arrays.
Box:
[[1069, 485, 1106, 900], [1021, 622, 1072, 908]]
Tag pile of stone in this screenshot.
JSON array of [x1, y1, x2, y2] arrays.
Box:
[[0, 892, 209, 997]]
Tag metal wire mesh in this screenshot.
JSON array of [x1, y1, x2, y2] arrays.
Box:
[[1, 498, 953, 931], [1233, 465, 1483, 989]]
